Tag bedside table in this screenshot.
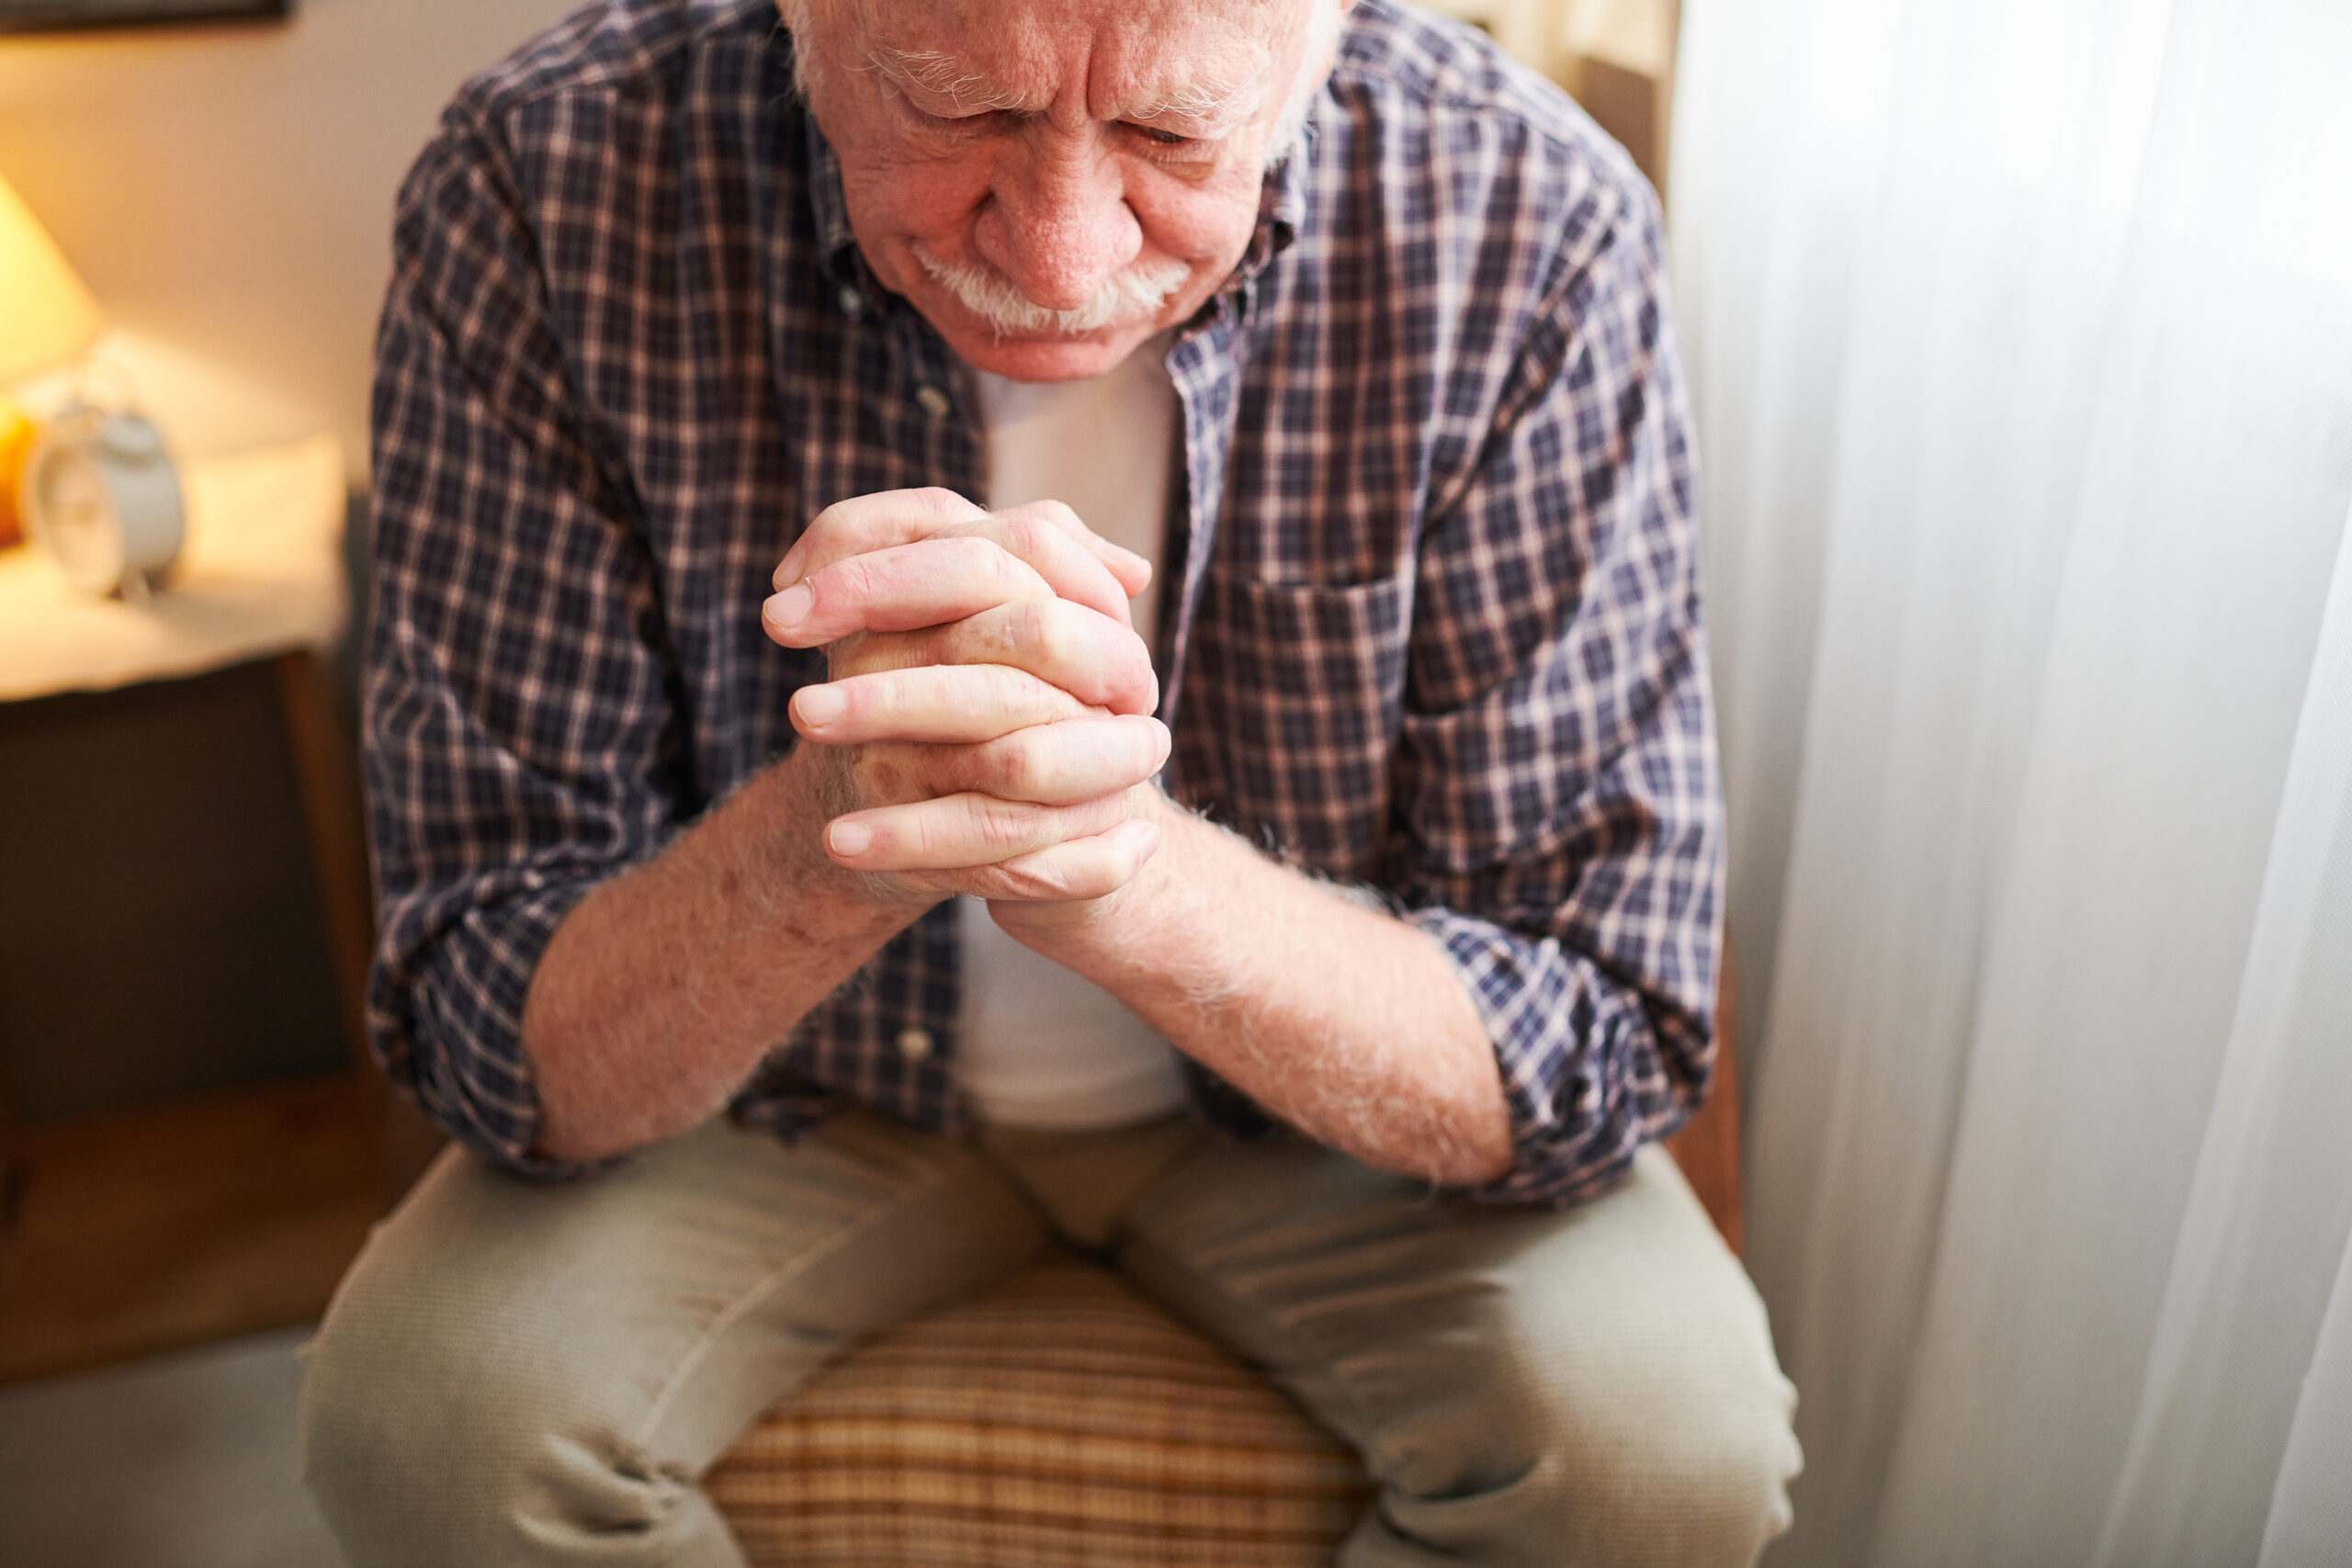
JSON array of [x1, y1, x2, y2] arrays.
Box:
[[0, 434, 397, 1382]]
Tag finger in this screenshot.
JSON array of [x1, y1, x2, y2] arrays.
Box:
[[787, 508, 1139, 627], [948, 716, 1173, 805], [775, 493, 1150, 609], [763, 536, 1054, 648], [792, 665, 1102, 746], [898, 819, 1163, 903], [956, 509, 1136, 626], [841, 716, 1169, 808], [830, 598, 1159, 716], [992, 500, 1154, 602], [824, 788, 1148, 871], [774, 488, 987, 589]]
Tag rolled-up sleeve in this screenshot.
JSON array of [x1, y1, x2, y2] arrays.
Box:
[[364, 104, 683, 1176], [1397, 179, 1723, 1208]]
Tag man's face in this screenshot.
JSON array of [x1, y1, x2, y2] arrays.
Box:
[[790, 0, 1339, 383]]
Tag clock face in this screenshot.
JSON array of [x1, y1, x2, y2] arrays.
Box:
[[22, 412, 187, 598], [32, 446, 125, 592]]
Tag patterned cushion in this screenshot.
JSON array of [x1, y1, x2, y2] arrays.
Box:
[[707, 1254, 1375, 1567]]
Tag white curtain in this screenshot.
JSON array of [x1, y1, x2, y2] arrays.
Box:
[[1668, 0, 2352, 1561]]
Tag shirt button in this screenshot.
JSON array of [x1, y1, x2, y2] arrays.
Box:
[[836, 285, 863, 316], [896, 1026, 934, 1061], [914, 384, 952, 418]]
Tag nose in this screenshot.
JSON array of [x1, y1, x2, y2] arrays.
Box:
[[974, 133, 1142, 311]]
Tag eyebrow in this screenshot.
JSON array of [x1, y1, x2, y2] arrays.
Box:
[[1130, 73, 1265, 127], [867, 46, 1027, 113], [866, 43, 1264, 129]]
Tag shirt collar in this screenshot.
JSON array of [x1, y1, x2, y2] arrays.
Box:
[[1242, 108, 1316, 281], [802, 114, 864, 286]]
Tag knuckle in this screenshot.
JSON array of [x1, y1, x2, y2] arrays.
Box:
[[822, 552, 879, 604], [1006, 867, 1068, 899], [893, 805, 945, 859], [981, 538, 1043, 592], [1105, 635, 1153, 709], [911, 486, 972, 517], [980, 735, 1042, 798], [837, 672, 886, 723], [1001, 515, 1048, 556], [1032, 601, 1078, 671], [980, 662, 1042, 722], [970, 797, 1046, 852], [1005, 596, 1051, 652], [993, 854, 1074, 901]]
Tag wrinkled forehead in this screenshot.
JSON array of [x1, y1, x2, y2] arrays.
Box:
[[837, 0, 1298, 124]]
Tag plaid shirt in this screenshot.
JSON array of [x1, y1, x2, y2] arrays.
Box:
[[367, 0, 1721, 1205]]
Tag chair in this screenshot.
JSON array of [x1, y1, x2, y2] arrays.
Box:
[[708, 964, 1745, 1567]]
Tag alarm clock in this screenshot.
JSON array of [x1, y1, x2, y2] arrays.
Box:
[[19, 404, 186, 600]]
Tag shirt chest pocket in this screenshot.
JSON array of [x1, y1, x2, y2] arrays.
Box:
[[1173, 572, 1412, 883]]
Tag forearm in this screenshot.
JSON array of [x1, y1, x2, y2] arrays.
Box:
[[523, 745, 916, 1163], [1007, 795, 1516, 1187]]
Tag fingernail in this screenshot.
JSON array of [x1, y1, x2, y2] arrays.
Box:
[[828, 819, 872, 856], [764, 583, 813, 632], [795, 684, 846, 727], [775, 547, 806, 587]]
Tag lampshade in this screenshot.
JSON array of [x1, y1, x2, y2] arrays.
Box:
[[0, 172, 102, 386]]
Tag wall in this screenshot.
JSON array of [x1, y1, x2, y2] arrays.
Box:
[[1419, 0, 1677, 190], [0, 0, 578, 1122], [0, 0, 580, 480]]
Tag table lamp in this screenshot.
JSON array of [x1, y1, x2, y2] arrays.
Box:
[[0, 171, 185, 599], [0, 171, 102, 550]]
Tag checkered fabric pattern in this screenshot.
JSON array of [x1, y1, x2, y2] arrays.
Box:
[[365, 0, 1722, 1205], [706, 1255, 1374, 1566]]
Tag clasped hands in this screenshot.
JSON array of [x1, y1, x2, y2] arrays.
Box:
[[762, 488, 1171, 927]]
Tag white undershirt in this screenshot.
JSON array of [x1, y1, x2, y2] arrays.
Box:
[[953, 337, 1190, 1130]]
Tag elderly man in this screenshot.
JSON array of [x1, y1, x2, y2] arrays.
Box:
[[300, 0, 1799, 1562]]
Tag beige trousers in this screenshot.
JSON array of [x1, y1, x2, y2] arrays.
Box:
[[300, 1108, 1798, 1567]]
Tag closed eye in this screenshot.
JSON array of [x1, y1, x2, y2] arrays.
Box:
[[926, 107, 1014, 133]]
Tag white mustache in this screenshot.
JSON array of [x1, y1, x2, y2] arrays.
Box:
[[912, 243, 1192, 336]]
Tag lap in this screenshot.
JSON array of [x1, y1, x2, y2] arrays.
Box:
[[305, 1103, 1795, 1568]]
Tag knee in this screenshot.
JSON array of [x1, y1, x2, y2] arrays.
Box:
[[1372, 1287, 1800, 1568], [1475, 1311, 1802, 1568], [1527, 1352, 1801, 1566], [298, 1235, 685, 1566]]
